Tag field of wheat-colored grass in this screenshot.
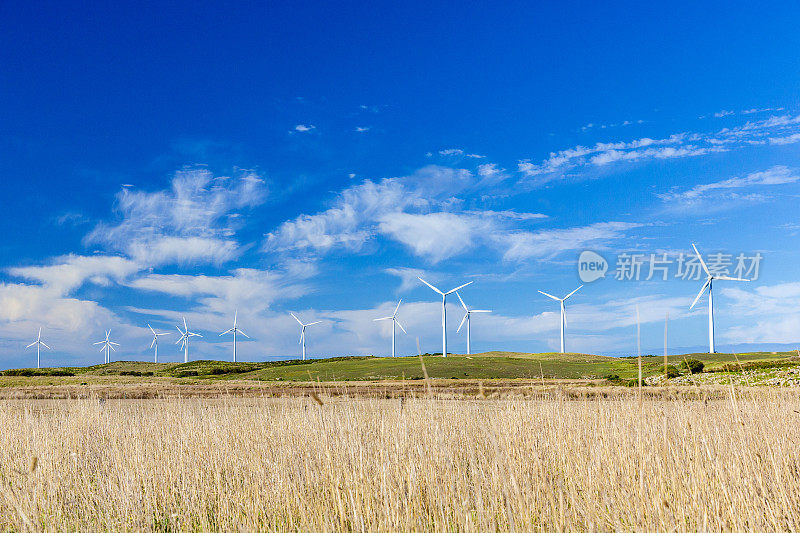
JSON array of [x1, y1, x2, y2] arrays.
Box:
[[0, 391, 799, 530]]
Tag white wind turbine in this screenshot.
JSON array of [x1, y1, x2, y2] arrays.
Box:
[[418, 277, 473, 357], [93, 330, 119, 364], [456, 293, 491, 355], [175, 317, 202, 363], [689, 243, 749, 353], [26, 328, 50, 369], [147, 324, 170, 363], [373, 299, 407, 357], [291, 313, 322, 361], [538, 285, 583, 354], [219, 310, 249, 362]]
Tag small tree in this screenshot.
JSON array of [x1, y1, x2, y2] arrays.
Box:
[[664, 365, 680, 378], [680, 359, 704, 374]]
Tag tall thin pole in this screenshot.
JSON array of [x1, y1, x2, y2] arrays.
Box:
[[466, 313, 471, 355], [155, 340, 158, 364], [302, 329, 306, 360], [664, 311, 669, 378], [441, 294, 447, 357], [708, 280, 715, 353], [391, 319, 396, 357], [37, 344, 40, 369], [233, 329, 237, 363], [637, 305, 642, 403], [560, 301, 565, 353]]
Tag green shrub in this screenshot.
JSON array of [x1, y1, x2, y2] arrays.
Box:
[[664, 365, 680, 378], [680, 359, 704, 374]]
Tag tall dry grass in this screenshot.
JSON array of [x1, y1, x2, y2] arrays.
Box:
[[0, 391, 798, 530]]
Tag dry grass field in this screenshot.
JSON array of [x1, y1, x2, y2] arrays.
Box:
[[0, 390, 799, 531]]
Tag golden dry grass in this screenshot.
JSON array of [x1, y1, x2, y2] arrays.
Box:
[[0, 391, 799, 530]]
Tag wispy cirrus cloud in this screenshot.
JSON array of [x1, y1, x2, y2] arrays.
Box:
[[519, 113, 800, 186], [658, 165, 799, 210]]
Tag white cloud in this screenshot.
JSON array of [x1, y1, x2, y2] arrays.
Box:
[[85, 168, 266, 267], [355, 126, 370, 132], [720, 282, 800, 344], [378, 212, 484, 263], [294, 124, 316, 132], [128, 267, 312, 315], [496, 222, 642, 261], [384, 267, 428, 293], [8, 255, 139, 294], [519, 113, 800, 185], [714, 110, 735, 118], [658, 166, 799, 208]]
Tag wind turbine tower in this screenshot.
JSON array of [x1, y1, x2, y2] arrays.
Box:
[[374, 299, 407, 357], [147, 324, 170, 363], [176, 317, 202, 363], [689, 243, 749, 353], [418, 277, 473, 357], [538, 285, 583, 354], [456, 293, 491, 355], [93, 330, 119, 364], [220, 310, 249, 362], [291, 313, 321, 360], [26, 328, 50, 369]]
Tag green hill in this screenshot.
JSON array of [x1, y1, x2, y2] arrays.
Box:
[[1, 350, 797, 385]]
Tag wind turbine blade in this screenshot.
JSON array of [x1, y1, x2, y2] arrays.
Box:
[[99, 345, 106, 352], [220, 328, 234, 336], [157, 332, 170, 336], [714, 275, 749, 282], [175, 337, 183, 345], [538, 290, 561, 301], [190, 333, 202, 338], [396, 320, 407, 334], [307, 321, 322, 326], [40, 342, 50, 350], [418, 277, 444, 295], [472, 310, 492, 313], [109, 342, 120, 346], [445, 281, 473, 295], [183, 317, 188, 330], [147, 324, 156, 335], [109, 345, 116, 351], [374, 317, 392, 321], [290, 312, 304, 325], [692, 243, 710, 276], [456, 292, 469, 311], [93, 341, 105, 345], [26, 341, 37, 349], [299, 331, 304, 344], [176, 325, 184, 334], [563, 285, 583, 300], [150, 338, 156, 349], [393, 299, 402, 317], [233, 310, 238, 327], [457, 312, 468, 333], [690, 278, 711, 310], [238, 330, 250, 339]]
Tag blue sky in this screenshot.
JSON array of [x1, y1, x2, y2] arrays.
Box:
[[2, 1, 800, 366]]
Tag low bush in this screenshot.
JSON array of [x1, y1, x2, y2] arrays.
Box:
[[664, 365, 680, 378], [680, 359, 704, 374]]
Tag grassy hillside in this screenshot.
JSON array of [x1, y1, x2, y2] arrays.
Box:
[[1, 350, 798, 385]]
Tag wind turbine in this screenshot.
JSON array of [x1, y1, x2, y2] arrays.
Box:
[[93, 330, 119, 364], [219, 310, 249, 362], [373, 300, 407, 357], [418, 277, 473, 357], [538, 285, 583, 354], [456, 293, 491, 355], [175, 317, 202, 363], [147, 324, 170, 363], [291, 313, 321, 360], [689, 243, 749, 353], [26, 328, 50, 369]]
